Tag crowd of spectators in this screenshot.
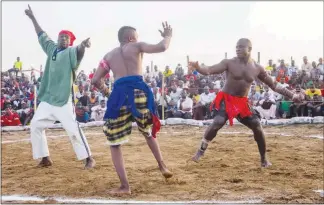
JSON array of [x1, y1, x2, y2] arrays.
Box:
[[1, 56, 324, 127]]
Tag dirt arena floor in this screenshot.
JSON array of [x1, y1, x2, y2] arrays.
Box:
[[1, 124, 323, 203]]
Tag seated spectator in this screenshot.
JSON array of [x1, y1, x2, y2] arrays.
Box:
[[169, 85, 181, 104], [173, 90, 193, 119], [278, 96, 293, 118], [305, 84, 321, 99], [88, 91, 99, 109], [1, 91, 5, 110], [306, 95, 324, 116], [248, 85, 261, 106], [75, 101, 90, 123], [290, 85, 307, 117], [90, 100, 106, 121], [193, 86, 214, 120], [255, 92, 276, 120], [154, 87, 172, 119], [16, 101, 34, 125], [1, 104, 22, 126]]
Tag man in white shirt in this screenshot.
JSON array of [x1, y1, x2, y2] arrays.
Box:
[[301, 56, 312, 76], [169, 85, 181, 104], [153, 87, 171, 119], [90, 100, 106, 121], [287, 60, 298, 77], [152, 65, 159, 79], [173, 90, 193, 119], [143, 66, 153, 81], [261, 86, 275, 100], [317, 58, 324, 81], [199, 86, 214, 105], [192, 86, 214, 120], [255, 92, 276, 120]]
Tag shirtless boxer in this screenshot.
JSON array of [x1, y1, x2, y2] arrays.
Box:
[[189, 38, 302, 167], [92, 22, 173, 195]]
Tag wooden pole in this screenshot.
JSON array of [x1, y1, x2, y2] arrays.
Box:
[[34, 85, 37, 111], [161, 75, 165, 120], [225, 52, 227, 59], [257, 52, 260, 64], [150, 61, 153, 72], [186, 55, 190, 74]]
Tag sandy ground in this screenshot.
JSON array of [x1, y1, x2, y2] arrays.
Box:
[[1, 124, 323, 204]]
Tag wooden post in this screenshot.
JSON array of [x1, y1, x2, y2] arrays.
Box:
[[161, 75, 165, 120], [257, 52, 260, 64], [225, 52, 227, 59], [34, 85, 37, 111], [186, 55, 190, 74]]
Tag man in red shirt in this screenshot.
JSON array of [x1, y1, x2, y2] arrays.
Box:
[[88, 68, 96, 79], [1, 104, 22, 126]]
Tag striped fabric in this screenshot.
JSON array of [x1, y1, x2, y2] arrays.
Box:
[[103, 89, 153, 145]]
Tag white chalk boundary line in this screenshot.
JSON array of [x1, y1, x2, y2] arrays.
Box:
[[1, 116, 323, 133], [2, 131, 323, 144], [1, 195, 263, 204]]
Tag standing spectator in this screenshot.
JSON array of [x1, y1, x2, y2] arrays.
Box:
[[163, 65, 173, 77], [317, 58, 323, 80], [175, 64, 184, 79], [310, 61, 321, 86], [144, 66, 153, 81], [265, 59, 274, 74], [301, 56, 312, 76], [88, 68, 96, 80], [287, 60, 298, 77], [11, 57, 23, 77], [276, 60, 288, 83], [152, 65, 159, 79]]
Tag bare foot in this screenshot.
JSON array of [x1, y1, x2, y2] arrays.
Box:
[[158, 162, 173, 179], [38, 157, 53, 167], [191, 150, 204, 163], [107, 187, 131, 196], [261, 160, 272, 168], [84, 157, 96, 169]]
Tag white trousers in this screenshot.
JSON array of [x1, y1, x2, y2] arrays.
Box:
[[30, 101, 92, 160]]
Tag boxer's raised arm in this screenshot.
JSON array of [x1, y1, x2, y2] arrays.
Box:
[[257, 64, 294, 99], [190, 59, 228, 76], [136, 36, 171, 53], [135, 21, 172, 53]]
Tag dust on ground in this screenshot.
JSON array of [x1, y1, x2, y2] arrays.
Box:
[[1, 124, 323, 203]]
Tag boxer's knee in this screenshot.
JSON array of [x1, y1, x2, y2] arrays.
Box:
[[204, 115, 226, 141]]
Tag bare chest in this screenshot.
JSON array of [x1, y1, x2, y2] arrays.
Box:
[[228, 63, 259, 82]]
